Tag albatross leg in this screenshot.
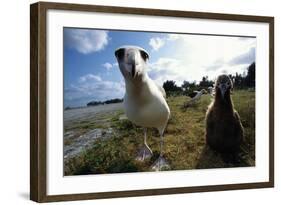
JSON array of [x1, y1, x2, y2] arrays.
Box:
[[151, 131, 170, 171], [135, 128, 153, 161]]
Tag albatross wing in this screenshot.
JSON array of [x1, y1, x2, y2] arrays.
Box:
[[156, 84, 166, 98]]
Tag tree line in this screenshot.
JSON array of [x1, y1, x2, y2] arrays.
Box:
[[87, 98, 123, 107], [163, 62, 255, 96]]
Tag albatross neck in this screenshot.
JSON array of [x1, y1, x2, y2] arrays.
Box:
[[125, 73, 150, 94], [214, 91, 234, 111]]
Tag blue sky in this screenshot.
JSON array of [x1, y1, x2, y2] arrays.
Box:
[[64, 28, 256, 107]]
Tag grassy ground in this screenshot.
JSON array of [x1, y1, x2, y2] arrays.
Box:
[[64, 89, 255, 175]]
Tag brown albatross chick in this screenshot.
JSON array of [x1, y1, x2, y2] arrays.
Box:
[[205, 74, 244, 158]]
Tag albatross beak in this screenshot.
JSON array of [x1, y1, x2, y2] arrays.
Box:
[[219, 83, 227, 98], [131, 64, 136, 78]]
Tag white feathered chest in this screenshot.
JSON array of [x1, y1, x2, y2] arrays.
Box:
[[124, 78, 170, 132]]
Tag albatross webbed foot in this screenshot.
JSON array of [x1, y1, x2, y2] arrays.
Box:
[[151, 156, 170, 171], [135, 144, 153, 161]]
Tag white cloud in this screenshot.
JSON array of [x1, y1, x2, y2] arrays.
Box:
[[64, 29, 109, 54], [149, 37, 165, 51], [65, 74, 125, 105], [102, 62, 119, 71], [228, 47, 256, 66], [146, 34, 256, 86], [78, 74, 102, 83], [156, 34, 256, 82], [148, 58, 189, 86], [167, 34, 181, 41], [102, 62, 113, 70], [206, 64, 249, 79], [204, 59, 225, 71]]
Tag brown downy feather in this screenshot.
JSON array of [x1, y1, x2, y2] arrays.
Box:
[[205, 75, 244, 154]]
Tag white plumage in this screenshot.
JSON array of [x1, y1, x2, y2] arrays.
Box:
[[124, 77, 170, 133], [184, 89, 207, 108], [207, 86, 215, 98], [115, 45, 170, 171], [190, 89, 207, 102]]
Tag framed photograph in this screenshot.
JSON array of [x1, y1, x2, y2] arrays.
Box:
[[30, 1, 274, 202]]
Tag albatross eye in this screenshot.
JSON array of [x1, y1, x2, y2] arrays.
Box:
[[115, 48, 125, 59], [140, 50, 149, 61]]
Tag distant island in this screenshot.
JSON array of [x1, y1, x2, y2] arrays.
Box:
[[87, 98, 123, 107]]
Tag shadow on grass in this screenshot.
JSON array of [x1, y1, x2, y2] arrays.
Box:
[[196, 145, 254, 169]]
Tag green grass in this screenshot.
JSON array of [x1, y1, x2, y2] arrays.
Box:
[[64, 89, 255, 175]]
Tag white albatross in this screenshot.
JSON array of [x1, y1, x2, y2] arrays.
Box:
[[191, 89, 207, 102], [183, 89, 207, 108], [115, 45, 170, 171]]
